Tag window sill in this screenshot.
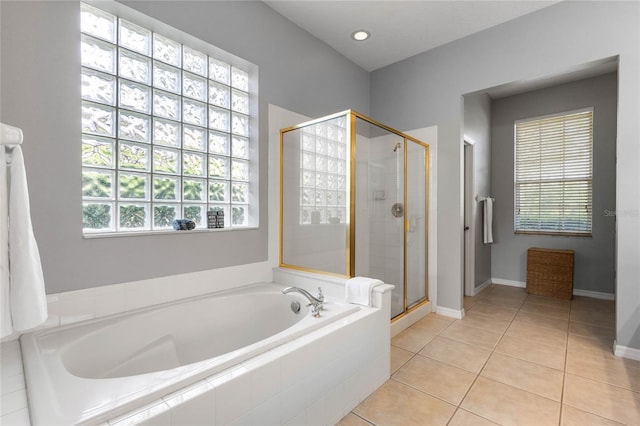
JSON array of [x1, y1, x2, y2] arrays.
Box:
[[83, 226, 259, 239], [515, 231, 592, 238]]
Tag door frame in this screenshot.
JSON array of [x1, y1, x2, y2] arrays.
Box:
[[463, 139, 475, 297]]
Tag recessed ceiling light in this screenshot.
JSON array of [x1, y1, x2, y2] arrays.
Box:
[[351, 30, 370, 41]]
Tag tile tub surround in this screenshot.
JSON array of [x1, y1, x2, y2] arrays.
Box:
[[339, 284, 640, 426], [0, 261, 275, 344], [106, 303, 391, 426], [21, 281, 393, 425], [0, 341, 31, 425]]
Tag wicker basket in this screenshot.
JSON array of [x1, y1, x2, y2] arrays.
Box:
[[526, 248, 574, 300]]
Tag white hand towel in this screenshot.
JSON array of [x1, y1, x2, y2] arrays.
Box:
[[1, 146, 48, 337], [0, 149, 11, 337], [483, 198, 494, 244], [345, 276, 383, 307]]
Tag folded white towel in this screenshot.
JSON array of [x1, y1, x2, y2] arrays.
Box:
[[345, 276, 384, 307], [483, 197, 494, 244]]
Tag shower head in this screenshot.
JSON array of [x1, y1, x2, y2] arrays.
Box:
[[393, 142, 402, 152]]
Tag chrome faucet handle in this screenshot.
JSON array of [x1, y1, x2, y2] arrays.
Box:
[[317, 287, 324, 309], [307, 301, 321, 318]]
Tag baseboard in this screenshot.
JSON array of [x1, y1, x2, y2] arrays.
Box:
[[613, 341, 640, 361], [490, 279, 615, 301], [472, 279, 492, 296], [436, 306, 464, 319], [491, 278, 526, 288], [573, 289, 615, 300]]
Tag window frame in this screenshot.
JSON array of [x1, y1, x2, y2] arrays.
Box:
[[80, 1, 258, 236], [513, 107, 594, 237]]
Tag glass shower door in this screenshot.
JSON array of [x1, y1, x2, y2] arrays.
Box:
[[406, 142, 428, 308], [353, 117, 406, 318]]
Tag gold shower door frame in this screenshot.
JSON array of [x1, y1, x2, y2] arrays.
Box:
[[279, 110, 430, 320]]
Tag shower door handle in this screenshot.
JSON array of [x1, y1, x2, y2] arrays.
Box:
[[464, 226, 470, 231]]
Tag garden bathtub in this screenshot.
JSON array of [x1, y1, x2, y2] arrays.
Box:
[[20, 283, 360, 425]]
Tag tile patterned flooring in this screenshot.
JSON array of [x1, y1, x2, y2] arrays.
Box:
[[337, 284, 640, 426]]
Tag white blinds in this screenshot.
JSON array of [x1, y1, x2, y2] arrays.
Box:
[[515, 109, 593, 234]]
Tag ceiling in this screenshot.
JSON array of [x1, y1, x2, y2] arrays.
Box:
[[264, 1, 560, 72]]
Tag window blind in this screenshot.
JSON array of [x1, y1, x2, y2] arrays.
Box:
[[515, 109, 593, 235]]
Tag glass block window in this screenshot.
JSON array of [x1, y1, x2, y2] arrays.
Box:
[[515, 109, 593, 235], [299, 117, 348, 225], [81, 3, 254, 233]]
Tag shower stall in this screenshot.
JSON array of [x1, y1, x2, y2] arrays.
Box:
[[280, 110, 429, 320]]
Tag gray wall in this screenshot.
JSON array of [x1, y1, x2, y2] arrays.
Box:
[[463, 92, 492, 288], [370, 1, 639, 349], [0, 1, 369, 293], [491, 73, 617, 294]]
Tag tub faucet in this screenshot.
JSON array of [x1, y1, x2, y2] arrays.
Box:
[[282, 287, 323, 317]]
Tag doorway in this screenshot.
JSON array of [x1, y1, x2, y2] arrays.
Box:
[[463, 140, 475, 297]]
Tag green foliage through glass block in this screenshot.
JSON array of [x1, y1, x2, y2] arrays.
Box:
[[232, 206, 246, 226], [119, 174, 147, 199], [183, 180, 204, 201], [232, 183, 247, 203], [120, 143, 148, 170], [209, 180, 227, 202], [154, 148, 178, 174], [82, 170, 112, 198], [119, 204, 146, 228], [154, 177, 177, 200], [184, 205, 202, 224], [83, 204, 111, 229], [154, 205, 177, 228], [82, 136, 113, 168], [183, 153, 204, 176]]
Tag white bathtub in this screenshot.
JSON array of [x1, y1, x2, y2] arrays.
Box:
[[20, 283, 363, 425]]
